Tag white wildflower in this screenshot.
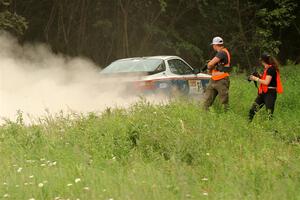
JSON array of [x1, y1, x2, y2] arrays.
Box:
[[108, 198, 114, 200], [40, 158, 46, 161], [28, 198, 35, 200], [3, 182, 7, 185], [40, 163, 46, 167], [83, 186, 90, 191], [203, 192, 208, 196], [29, 175, 34, 179], [206, 153, 210, 156], [48, 161, 57, 167], [3, 194, 9, 198], [15, 185, 19, 187], [17, 167, 23, 173], [201, 177, 208, 181], [75, 178, 81, 183], [24, 182, 29, 186], [67, 183, 73, 187], [54, 197, 61, 200], [38, 183, 44, 188]]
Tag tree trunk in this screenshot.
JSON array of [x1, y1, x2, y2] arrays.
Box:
[[119, 0, 130, 57]]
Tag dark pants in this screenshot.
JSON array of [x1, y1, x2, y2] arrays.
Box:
[[203, 77, 230, 111], [249, 89, 277, 121]]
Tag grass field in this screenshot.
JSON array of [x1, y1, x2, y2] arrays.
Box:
[[1, 65, 300, 200]]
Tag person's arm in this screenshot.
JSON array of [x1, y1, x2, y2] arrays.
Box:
[[250, 67, 275, 85], [250, 75, 272, 85], [207, 57, 220, 69], [208, 51, 227, 70]]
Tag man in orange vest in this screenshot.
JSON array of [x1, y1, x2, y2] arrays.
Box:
[[248, 53, 283, 121], [203, 36, 231, 111]]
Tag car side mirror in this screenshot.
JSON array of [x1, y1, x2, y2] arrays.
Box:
[[193, 68, 201, 74]]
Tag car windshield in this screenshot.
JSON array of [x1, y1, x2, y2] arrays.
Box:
[[101, 58, 164, 74]]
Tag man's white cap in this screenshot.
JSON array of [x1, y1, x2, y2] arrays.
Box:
[[211, 36, 224, 45]]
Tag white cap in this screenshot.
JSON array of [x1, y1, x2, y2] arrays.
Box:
[[211, 36, 224, 45]]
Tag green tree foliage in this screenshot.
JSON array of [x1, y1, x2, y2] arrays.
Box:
[[7, 0, 300, 68], [0, 0, 27, 35], [255, 0, 298, 55]]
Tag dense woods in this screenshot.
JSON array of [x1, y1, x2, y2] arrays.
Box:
[[1, 0, 299, 69]]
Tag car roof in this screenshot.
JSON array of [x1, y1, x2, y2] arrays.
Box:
[[115, 55, 181, 62]]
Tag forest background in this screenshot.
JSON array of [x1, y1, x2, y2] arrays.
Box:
[[1, 0, 299, 69]]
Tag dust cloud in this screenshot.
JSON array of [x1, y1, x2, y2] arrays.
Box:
[[0, 32, 165, 124]]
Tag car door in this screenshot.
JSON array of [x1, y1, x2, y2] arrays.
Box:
[[167, 58, 196, 95], [167, 58, 208, 94]]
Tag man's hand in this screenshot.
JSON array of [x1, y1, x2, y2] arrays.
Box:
[[201, 64, 208, 72]]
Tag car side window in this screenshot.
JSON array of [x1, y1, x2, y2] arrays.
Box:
[[168, 59, 193, 75], [155, 61, 166, 73]]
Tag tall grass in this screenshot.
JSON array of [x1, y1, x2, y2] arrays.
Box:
[[0, 65, 300, 200]]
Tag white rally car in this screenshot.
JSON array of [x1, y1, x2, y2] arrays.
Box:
[[100, 56, 211, 96]]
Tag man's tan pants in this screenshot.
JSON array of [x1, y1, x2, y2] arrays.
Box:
[[203, 77, 230, 110]]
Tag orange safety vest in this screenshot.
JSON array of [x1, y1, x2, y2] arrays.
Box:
[[211, 48, 231, 81], [258, 65, 283, 94]]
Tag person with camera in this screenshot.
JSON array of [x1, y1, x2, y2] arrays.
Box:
[[203, 36, 232, 111], [248, 53, 283, 121]]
